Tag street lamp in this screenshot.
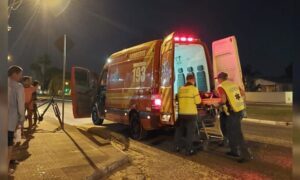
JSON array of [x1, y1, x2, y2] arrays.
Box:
[[7, 55, 13, 63], [39, 0, 71, 17]]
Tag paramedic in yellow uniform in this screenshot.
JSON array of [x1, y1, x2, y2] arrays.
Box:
[[174, 74, 201, 155], [216, 72, 253, 163]]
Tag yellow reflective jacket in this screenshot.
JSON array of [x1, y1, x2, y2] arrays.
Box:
[[178, 84, 201, 115], [219, 80, 245, 112]]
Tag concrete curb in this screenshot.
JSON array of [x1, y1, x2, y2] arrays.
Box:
[[243, 118, 292, 126], [88, 155, 129, 180]]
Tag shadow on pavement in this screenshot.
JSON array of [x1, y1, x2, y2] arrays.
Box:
[[77, 128, 111, 147], [81, 124, 130, 151], [63, 129, 100, 171], [9, 126, 37, 179]]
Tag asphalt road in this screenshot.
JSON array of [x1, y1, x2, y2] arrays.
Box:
[[38, 101, 292, 146], [38, 100, 292, 179]]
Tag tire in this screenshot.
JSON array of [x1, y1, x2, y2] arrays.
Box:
[[91, 104, 104, 125], [130, 113, 147, 140]]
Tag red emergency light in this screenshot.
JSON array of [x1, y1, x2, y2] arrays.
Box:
[[174, 36, 195, 42], [151, 94, 162, 110], [187, 37, 194, 42], [154, 98, 162, 106], [180, 37, 187, 41]]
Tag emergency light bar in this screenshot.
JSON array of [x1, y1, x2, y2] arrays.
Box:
[[174, 36, 195, 42]]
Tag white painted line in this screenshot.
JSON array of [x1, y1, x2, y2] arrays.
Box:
[[243, 118, 292, 126]]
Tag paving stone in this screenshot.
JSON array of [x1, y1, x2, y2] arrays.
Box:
[[12, 118, 128, 179]]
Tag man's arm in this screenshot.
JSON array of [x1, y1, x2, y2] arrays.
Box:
[[239, 87, 245, 98], [17, 85, 25, 123], [193, 88, 202, 108], [217, 87, 227, 105]]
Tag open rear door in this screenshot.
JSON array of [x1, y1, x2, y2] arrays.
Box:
[[71, 66, 97, 118], [212, 36, 245, 90], [159, 32, 175, 125]]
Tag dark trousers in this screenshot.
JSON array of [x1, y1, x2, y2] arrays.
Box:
[[174, 115, 198, 151], [33, 103, 38, 125], [220, 112, 228, 138], [227, 111, 251, 158]]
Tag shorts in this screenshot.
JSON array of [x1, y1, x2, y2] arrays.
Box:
[[8, 131, 14, 146]]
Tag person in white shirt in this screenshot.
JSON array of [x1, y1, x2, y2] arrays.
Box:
[[8, 66, 25, 175]]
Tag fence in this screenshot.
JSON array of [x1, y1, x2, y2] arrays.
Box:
[[245, 92, 293, 104]]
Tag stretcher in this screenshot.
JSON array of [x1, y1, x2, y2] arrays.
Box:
[[195, 98, 224, 150]]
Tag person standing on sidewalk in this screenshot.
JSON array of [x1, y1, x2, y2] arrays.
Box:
[[215, 72, 253, 163], [174, 74, 202, 155], [8, 66, 25, 174], [32, 80, 40, 126], [22, 76, 36, 131]]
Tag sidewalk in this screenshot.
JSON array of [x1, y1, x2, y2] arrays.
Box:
[[11, 118, 129, 180], [246, 102, 292, 106]]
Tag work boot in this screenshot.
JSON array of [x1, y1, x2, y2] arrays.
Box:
[[237, 156, 253, 163], [174, 145, 180, 152], [226, 151, 240, 157], [185, 149, 196, 156], [10, 160, 20, 165], [237, 148, 253, 163]]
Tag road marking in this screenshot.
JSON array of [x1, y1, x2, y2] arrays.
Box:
[[243, 118, 292, 126], [245, 134, 292, 147]]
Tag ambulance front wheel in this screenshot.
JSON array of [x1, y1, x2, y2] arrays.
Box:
[[130, 112, 147, 140], [92, 105, 104, 125]]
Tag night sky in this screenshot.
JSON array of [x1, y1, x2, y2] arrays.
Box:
[[9, 0, 295, 77]]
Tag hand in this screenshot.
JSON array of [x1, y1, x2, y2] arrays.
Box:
[[212, 103, 220, 108]]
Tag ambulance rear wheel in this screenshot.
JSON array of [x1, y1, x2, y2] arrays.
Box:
[[92, 105, 104, 125], [130, 113, 147, 140]]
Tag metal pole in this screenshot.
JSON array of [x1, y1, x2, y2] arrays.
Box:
[[62, 34, 67, 129]]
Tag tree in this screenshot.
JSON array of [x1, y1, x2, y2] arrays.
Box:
[[242, 64, 261, 91], [48, 69, 70, 96], [30, 54, 52, 90], [48, 74, 63, 96], [284, 63, 292, 80]]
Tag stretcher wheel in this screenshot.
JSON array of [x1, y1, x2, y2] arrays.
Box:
[[202, 140, 209, 151], [38, 116, 43, 122]]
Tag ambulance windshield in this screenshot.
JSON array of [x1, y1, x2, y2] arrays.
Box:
[[174, 43, 210, 95]]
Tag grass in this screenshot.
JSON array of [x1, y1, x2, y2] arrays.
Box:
[[246, 104, 292, 122]]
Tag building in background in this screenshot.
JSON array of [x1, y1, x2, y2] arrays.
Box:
[[254, 77, 292, 92]]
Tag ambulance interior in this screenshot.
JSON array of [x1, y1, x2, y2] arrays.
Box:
[[174, 43, 211, 96]]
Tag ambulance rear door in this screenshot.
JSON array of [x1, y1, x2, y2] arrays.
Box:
[[212, 36, 245, 90], [159, 33, 175, 125], [71, 66, 97, 118]]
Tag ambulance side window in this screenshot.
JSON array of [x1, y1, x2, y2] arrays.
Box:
[[75, 70, 89, 88], [100, 69, 108, 86]]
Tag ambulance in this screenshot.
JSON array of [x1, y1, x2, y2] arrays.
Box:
[[71, 32, 244, 140]]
